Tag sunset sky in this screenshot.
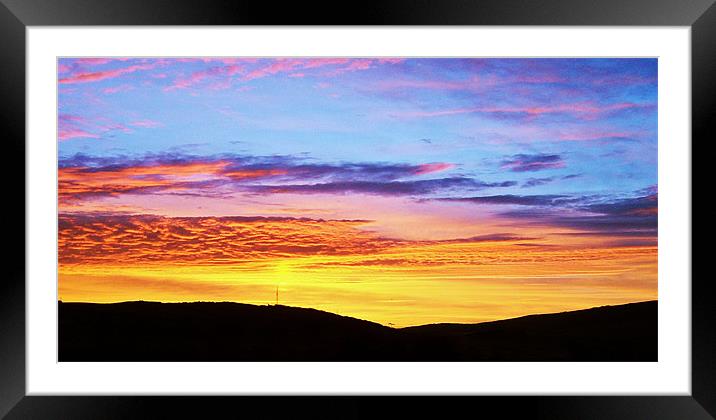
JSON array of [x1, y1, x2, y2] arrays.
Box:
[[57, 58, 657, 327]]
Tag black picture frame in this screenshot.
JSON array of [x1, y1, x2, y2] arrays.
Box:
[[1, 0, 709, 418]]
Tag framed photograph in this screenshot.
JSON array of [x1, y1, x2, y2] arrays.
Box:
[[2, 0, 710, 418]]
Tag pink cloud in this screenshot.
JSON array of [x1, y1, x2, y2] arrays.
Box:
[[302, 58, 351, 68], [73, 58, 115, 66], [102, 84, 134, 94], [324, 59, 375, 76], [58, 115, 91, 141], [392, 101, 651, 120], [68, 58, 133, 67], [59, 63, 155, 84], [174, 58, 257, 65], [346, 60, 373, 70], [101, 122, 133, 134], [377, 58, 405, 64], [242, 58, 402, 81], [414, 163, 456, 175], [556, 128, 644, 142], [533, 102, 643, 119], [58, 114, 163, 141], [129, 119, 163, 128], [243, 59, 303, 81], [58, 129, 100, 141], [166, 64, 245, 91]]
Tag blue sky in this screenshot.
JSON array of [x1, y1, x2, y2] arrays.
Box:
[[58, 58, 656, 199]]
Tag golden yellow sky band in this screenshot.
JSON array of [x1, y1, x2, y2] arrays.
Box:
[[58, 214, 656, 327]]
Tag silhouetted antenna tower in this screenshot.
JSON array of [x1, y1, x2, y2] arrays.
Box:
[[275, 286, 278, 305]]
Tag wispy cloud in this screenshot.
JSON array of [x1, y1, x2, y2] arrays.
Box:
[[102, 84, 134, 94], [165, 64, 244, 91], [129, 119, 163, 128], [58, 115, 103, 141], [521, 174, 581, 188], [436, 194, 569, 206], [250, 178, 515, 197], [242, 58, 402, 81], [59, 63, 156, 84], [501, 154, 565, 172], [58, 114, 161, 142], [390, 101, 650, 121], [58, 129, 100, 141]]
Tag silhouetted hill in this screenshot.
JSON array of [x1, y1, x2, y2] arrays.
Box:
[[58, 300, 656, 361]]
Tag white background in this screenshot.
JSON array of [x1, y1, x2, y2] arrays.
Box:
[[26, 27, 691, 395]]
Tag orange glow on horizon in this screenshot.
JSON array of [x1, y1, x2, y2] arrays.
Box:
[[58, 213, 657, 327]]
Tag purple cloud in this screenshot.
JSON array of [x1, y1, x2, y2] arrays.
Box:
[[437, 194, 569, 206], [58, 153, 516, 202], [501, 154, 565, 172], [499, 193, 658, 236], [250, 178, 516, 197]]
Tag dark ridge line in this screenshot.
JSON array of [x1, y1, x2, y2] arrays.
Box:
[[58, 299, 657, 329]]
